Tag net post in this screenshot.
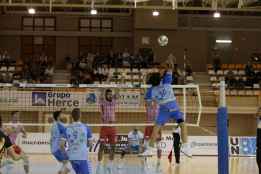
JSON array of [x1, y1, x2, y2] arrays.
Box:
[[217, 81, 229, 174]]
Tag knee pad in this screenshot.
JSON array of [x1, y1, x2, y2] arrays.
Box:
[[176, 119, 184, 124]]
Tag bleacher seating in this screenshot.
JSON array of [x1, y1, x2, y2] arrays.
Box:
[[207, 63, 261, 95]]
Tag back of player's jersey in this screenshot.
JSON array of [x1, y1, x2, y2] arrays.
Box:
[[151, 71, 176, 104], [66, 122, 91, 161], [152, 85, 176, 104]]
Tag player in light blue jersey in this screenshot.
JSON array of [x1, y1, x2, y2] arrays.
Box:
[[143, 58, 191, 157], [64, 108, 92, 174], [50, 110, 70, 174]]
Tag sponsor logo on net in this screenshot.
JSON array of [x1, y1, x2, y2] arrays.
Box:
[[32, 92, 79, 107]]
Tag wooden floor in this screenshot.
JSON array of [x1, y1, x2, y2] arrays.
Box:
[[1, 154, 259, 174]]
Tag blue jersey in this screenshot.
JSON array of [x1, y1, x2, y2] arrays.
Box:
[[151, 71, 176, 105], [50, 122, 66, 153], [144, 87, 153, 102], [65, 122, 92, 161]]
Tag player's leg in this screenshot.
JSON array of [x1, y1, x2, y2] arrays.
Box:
[[60, 161, 70, 174], [173, 132, 181, 164], [149, 125, 161, 147], [107, 126, 116, 160], [141, 108, 170, 156], [22, 153, 29, 174], [78, 160, 91, 174], [156, 130, 162, 161], [179, 122, 188, 144], [96, 142, 105, 174], [107, 127, 117, 171], [171, 110, 192, 157], [98, 142, 105, 162], [149, 107, 169, 147], [108, 143, 115, 161], [144, 126, 153, 150], [52, 149, 70, 174], [257, 148, 261, 174], [70, 161, 80, 174], [12, 145, 30, 174], [98, 126, 107, 162], [155, 130, 162, 172]]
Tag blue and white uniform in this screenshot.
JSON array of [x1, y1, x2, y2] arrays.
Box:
[[128, 130, 144, 152], [151, 71, 184, 126], [65, 122, 92, 174], [50, 121, 68, 162]]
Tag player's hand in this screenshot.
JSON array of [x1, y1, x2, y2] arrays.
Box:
[[22, 134, 27, 138]]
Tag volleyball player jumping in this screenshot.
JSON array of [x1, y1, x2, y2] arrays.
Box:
[[141, 57, 192, 157], [143, 78, 162, 166]]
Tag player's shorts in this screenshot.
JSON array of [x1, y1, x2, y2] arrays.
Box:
[[144, 126, 154, 140], [156, 101, 184, 126], [144, 126, 162, 141], [70, 160, 90, 174], [99, 126, 117, 144], [52, 149, 69, 162], [130, 145, 140, 153]]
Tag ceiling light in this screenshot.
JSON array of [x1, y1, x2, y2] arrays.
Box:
[[152, 10, 159, 17], [213, 11, 221, 18], [28, 7, 36, 15], [216, 40, 232, 44], [90, 9, 97, 15]]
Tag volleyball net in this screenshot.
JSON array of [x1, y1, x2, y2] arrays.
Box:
[[0, 83, 202, 154]]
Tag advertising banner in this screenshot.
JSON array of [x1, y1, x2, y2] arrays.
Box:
[[18, 133, 256, 157]]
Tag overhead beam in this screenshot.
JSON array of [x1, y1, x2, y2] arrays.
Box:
[[0, 2, 261, 12]]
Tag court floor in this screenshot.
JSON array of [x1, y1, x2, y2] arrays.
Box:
[[1, 154, 259, 174]]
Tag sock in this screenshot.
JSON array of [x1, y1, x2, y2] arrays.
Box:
[[23, 155, 29, 174], [144, 140, 149, 150]]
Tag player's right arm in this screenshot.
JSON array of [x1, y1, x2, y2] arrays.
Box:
[[57, 122, 67, 151], [86, 125, 93, 148], [127, 132, 132, 153]]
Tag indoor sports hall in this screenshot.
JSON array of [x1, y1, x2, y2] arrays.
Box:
[[0, 1, 261, 174]]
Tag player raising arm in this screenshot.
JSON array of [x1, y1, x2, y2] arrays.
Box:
[[142, 57, 191, 157]]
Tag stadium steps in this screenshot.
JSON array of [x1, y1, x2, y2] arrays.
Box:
[[52, 69, 71, 84], [194, 72, 210, 86]]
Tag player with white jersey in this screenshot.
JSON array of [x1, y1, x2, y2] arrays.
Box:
[[0, 115, 28, 174], [6, 111, 30, 174]]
